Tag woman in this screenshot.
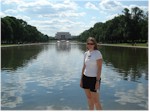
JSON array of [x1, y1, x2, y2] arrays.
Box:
[[80, 37, 103, 110]]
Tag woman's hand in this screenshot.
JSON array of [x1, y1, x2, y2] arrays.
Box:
[[95, 81, 100, 90]]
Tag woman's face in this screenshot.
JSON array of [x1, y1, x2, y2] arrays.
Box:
[[87, 40, 95, 50]]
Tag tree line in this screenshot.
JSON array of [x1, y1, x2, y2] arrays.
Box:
[[1, 16, 50, 44], [77, 7, 148, 44]]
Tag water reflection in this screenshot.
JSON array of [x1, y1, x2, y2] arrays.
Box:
[[1, 45, 50, 109], [1, 43, 148, 110], [1, 43, 83, 110], [114, 83, 148, 108], [55, 41, 71, 52], [100, 46, 148, 81], [1, 70, 26, 108], [1, 45, 45, 70]]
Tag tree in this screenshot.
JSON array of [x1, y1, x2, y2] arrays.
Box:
[[1, 18, 13, 43], [1, 16, 50, 44], [131, 7, 144, 43], [77, 7, 148, 44]]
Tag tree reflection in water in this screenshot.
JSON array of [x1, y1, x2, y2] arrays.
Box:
[[1, 45, 45, 70], [100, 46, 148, 81]]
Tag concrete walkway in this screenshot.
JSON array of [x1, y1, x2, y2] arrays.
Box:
[[1, 43, 50, 48], [99, 44, 148, 49]]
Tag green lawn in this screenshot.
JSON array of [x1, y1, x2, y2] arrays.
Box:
[[1, 44, 16, 46]]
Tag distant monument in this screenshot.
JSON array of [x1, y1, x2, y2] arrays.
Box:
[[55, 32, 71, 40]]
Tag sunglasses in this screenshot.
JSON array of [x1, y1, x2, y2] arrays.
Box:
[[87, 43, 94, 45]]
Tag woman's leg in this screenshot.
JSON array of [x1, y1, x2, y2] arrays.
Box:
[[91, 92, 102, 110], [84, 89, 94, 110]]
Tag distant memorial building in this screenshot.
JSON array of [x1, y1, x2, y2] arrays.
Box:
[[55, 32, 71, 40]]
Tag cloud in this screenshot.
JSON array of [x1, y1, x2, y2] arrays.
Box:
[[2, 0, 78, 15], [99, 0, 123, 11], [4, 9, 18, 14], [1, 0, 24, 5], [41, 10, 86, 18], [17, 0, 78, 12], [51, 0, 78, 10], [99, 0, 148, 13], [15, 15, 31, 21], [85, 2, 99, 10], [106, 14, 119, 21], [0, 12, 6, 17]]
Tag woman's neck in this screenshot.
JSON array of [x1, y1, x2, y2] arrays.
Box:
[[89, 49, 94, 52]]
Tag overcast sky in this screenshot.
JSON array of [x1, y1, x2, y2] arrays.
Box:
[[1, 0, 148, 37]]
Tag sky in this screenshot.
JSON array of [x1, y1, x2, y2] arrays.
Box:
[[1, 0, 148, 37]]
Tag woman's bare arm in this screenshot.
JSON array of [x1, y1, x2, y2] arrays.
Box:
[[96, 59, 102, 80]]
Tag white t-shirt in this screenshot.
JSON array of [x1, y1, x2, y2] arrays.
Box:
[[83, 50, 102, 77]]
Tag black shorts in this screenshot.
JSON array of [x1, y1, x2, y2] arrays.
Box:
[[82, 75, 101, 92]]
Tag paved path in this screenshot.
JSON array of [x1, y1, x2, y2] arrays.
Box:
[[99, 44, 148, 49], [1, 43, 50, 47]]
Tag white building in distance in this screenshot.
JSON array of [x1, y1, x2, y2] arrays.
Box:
[[55, 32, 71, 40]]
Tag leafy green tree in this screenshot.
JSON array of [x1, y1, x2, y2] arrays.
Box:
[[77, 7, 148, 44], [1, 16, 50, 44], [1, 18, 13, 43], [131, 7, 144, 43]]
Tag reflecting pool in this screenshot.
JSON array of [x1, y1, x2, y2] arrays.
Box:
[[1, 42, 148, 110]]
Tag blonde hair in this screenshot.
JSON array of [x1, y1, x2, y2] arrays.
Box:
[[86, 37, 98, 50]]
